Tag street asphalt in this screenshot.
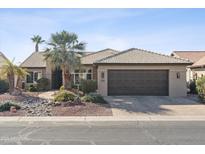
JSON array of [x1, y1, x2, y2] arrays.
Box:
[[0, 121, 205, 145]]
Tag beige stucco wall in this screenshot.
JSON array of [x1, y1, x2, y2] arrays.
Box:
[[45, 62, 52, 87], [186, 68, 193, 82], [191, 68, 205, 79], [97, 64, 187, 97], [186, 67, 205, 82]]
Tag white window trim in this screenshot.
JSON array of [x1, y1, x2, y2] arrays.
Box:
[[71, 72, 93, 84], [26, 71, 42, 84]]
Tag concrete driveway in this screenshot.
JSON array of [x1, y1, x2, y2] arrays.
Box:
[[104, 96, 205, 116]]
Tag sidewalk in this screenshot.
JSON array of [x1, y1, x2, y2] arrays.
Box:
[[1, 115, 205, 122]]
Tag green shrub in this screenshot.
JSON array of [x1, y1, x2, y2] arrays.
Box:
[[196, 77, 205, 101], [29, 85, 38, 92], [81, 93, 106, 104], [60, 85, 65, 91], [54, 90, 76, 102], [37, 78, 50, 91], [81, 94, 95, 102], [71, 84, 82, 91], [0, 101, 21, 112], [0, 80, 9, 93], [81, 80, 97, 94], [187, 80, 197, 94]]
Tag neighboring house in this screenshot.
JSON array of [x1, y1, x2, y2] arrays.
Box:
[[20, 52, 49, 88], [0, 52, 8, 79], [171, 51, 205, 81], [20, 48, 191, 97]]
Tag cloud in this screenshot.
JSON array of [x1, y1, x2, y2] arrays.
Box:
[[0, 9, 205, 63], [82, 24, 205, 55]]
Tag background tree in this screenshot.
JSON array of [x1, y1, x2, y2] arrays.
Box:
[[31, 35, 45, 52], [15, 67, 28, 88], [0, 59, 16, 94], [44, 30, 86, 89]]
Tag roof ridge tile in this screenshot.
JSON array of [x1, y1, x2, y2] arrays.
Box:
[[81, 48, 118, 58], [96, 48, 191, 64], [137, 48, 192, 62]]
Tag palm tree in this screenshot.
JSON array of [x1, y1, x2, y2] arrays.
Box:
[[31, 35, 45, 52], [44, 30, 86, 89], [1, 59, 16, 94], [15, 67, 28, 88], [0, 59, 27, 94]]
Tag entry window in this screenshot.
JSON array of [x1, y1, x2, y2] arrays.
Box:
[[87, 74, 92, 80], [34, 72, 38, 81], [26, 72, 34, 83], [26, 71, 42, 83], [87, 69, 92, 80], [75, 74, 80, 84], [72, 69, 93, 84]]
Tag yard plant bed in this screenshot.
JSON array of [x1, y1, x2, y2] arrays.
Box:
[[0, 92, 112, 116], [52, 102, 112, 116]]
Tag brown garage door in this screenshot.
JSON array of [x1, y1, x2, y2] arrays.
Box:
[[108, 70, 168, 96]]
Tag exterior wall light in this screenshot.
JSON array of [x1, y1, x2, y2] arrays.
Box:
[[101, 71, 105, 80], [177, 72, 180, 79]]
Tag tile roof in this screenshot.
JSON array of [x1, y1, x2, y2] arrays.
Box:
[[190, 56, 205, 68], [172, 51, 205, 63], [20, 52, 47, 68], [79, 51, 94, 56], [96, 48, 192, 64], [81, 48, 118, 65], [20, 49, 118, 68]]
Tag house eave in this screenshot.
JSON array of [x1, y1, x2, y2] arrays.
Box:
[[94, 63, 192, 66]]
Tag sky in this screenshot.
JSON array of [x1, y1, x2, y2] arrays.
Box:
[[0, 8, 205, 64]]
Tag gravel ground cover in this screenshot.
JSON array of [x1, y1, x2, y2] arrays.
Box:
[[0, 92, 112, 116]]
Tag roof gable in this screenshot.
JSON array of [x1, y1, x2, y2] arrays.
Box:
[[172, 51, 205, 62], [20, 52, 47, 68], [81, 48, 118, 65], [0, 52, 8, 68], [96, 48, 192, 64], [191, 55, 205, 68]]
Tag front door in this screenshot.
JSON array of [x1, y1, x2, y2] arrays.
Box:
[[52, 68, 62, 89]]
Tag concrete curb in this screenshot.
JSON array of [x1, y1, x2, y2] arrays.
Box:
[[0, 116, 205, 122]]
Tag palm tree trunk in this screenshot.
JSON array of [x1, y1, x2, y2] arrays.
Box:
[[16, 77, 20, 88], [8, 74, 15, 94], [35, 44, 39, 52], [62, 68, 66, 88], [62, 66, 71, 90]]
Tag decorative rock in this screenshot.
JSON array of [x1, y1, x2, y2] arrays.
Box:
[[54, 101, 61, 106], [47, 113, 52, 116], [27, 110, 33, 113], [11, 88, 22, 96]]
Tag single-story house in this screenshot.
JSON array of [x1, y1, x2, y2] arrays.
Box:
[[0, 52, 8, 79], [171, 51, 205, 81], [20, 48, 191, 97]]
